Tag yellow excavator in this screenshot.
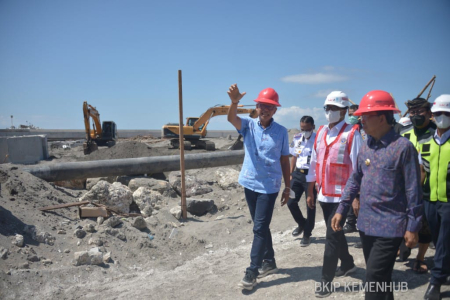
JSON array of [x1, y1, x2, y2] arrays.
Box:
[[162, 104, 258, 150], [83, 101, 118, 155]]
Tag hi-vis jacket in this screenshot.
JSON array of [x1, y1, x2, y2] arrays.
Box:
[[313, 123, 359, 197], [417, 134, 450, 202]]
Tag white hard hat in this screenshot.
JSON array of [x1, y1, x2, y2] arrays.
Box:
[[431, 94, 450, 113], [324, 91, 350, 108], [398, 117, 412, 126]]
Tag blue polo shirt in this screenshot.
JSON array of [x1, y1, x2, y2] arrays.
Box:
[[238, 117, 290, 194]]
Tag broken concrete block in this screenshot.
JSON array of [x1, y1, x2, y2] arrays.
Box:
[[132, 187, 161, 217], [23, 225, 55, 245], [169, 172, 212, 197], [86, 177, 116, 190], [73, 247, 104, 266], [170, 206, 182, 220], [215, 168, 240, 189], [185, 199, 215, 216], [131, 216, 147, 230], [5, 135, 48, 164], [12, 234, 24, 247], [74, 229, 86, 239], [79, 181, 133, 214], [103, 216, 122, 228]]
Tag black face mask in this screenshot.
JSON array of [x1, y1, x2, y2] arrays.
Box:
[[410, 115, 426, 127]]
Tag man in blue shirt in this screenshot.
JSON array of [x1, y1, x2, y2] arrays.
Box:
[[227, 83, 291, 291]]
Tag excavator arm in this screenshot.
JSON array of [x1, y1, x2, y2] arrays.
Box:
[[83, 101, 103, 141], [192, 105, 257, 132]]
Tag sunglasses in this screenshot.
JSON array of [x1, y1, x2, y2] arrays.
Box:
[[257, 103, 276, 111], [323, 105, 343, 112], [433, 111, 450, 117]]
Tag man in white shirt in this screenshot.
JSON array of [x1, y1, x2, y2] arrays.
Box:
[[306, 91, 363, 298], [287, 116, 317, 247]]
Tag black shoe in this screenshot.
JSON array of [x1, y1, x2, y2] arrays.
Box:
[[335, 265, 357, 277], [423, 283, 441, 300], [238, 270, 257, 290], [257, 260, 278, 278], [315, 281, 332, 298], [343, 224, 357, 234], [354, 241, 363, 248], [292, 225, 304, 237], [300, 236, 311, 247]]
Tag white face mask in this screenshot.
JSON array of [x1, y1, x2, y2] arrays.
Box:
[[301, 130, 313, 139], [325, 110, 341, 124], [434, 114, 450, 129]]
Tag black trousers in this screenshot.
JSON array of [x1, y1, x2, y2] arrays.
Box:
[[287, 170, 317, 237], [345, 207, 357, 227], [320, 202, 354, 283], [424, 200, 450, 285], [359, 232, 403, 300]]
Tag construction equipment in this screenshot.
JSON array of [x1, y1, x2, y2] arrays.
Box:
[[162, 104, 257, 150], [83, 101, 118, 155]]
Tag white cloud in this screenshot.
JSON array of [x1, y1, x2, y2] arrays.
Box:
[[312, 89, 334, 98], [274, 106, 326, 129], [322, 66, 335, 71], [280, 72, 348, 84]]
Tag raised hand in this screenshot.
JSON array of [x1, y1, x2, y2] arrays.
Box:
[[227, 84, 246, 104]]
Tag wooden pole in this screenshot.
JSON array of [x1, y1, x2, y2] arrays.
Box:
[[417, 75, 436, 99], [426, 78, 436, 101], [178, 70, 187, 220]]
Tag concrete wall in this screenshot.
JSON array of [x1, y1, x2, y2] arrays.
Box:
[[0, 135, 48, 164], [0, 129, 241, 140]]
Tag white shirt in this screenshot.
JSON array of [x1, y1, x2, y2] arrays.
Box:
[[306, 120, 362, 203], [289, 132, 316, 169]]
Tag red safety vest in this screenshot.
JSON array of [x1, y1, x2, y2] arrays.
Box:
[[313, 124, 357, 197]]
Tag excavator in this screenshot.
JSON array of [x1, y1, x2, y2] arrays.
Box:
[[83, 101, 118, 155], [162, 104, 258, 150]]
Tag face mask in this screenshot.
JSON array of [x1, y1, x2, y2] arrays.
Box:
[[434, 114, 450, 129], [348, 116, 359, 125], [325, 110, 341, 123], [410, 115, 425, 127], [301, 130, 313, 139]]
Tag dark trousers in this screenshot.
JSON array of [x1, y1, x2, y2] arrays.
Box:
[[244, 188, 278, 275], [359, 232, 402, 300], [346, 207, 357, 227], [424, 200, 450, 285], [287, 170, 317, 237], [320, 202, 354, 283]]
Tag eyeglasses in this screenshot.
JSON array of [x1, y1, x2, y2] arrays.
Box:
[[257, 103, 276, 111], [433, 111, 450, 117], [408, 108, 428, 116], [360, 113, 380, 121], [323, 105, 342, 112]]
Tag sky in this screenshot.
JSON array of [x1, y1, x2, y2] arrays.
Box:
[[1, 0, 449, 131]]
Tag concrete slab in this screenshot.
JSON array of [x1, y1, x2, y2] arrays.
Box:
[[6, 135, 49, 164]]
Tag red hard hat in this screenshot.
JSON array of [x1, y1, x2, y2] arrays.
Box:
[[254, 88, 281, 107], [353, 90, 401, 116]]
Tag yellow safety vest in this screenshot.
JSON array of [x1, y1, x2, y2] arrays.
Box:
[[418, 135, 450, 202]]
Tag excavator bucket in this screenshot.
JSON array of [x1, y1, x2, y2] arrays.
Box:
[[228, 135, 243, 150]]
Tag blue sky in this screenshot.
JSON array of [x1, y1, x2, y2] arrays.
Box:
[[1, 0, 449, 131]]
